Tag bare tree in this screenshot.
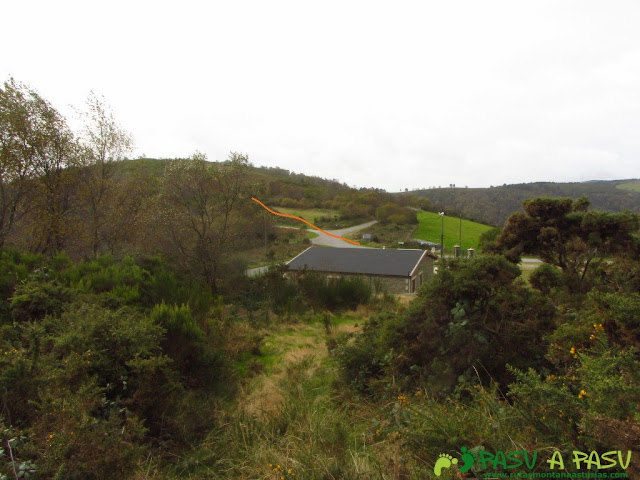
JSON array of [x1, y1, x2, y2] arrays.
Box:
[[160, 152, 256, 292], [77, 92, 133, 257]]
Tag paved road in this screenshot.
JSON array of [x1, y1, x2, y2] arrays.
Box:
[[246, 220, 378, 276], [521, 258, 543, 264], [310, 220, 377, 248]]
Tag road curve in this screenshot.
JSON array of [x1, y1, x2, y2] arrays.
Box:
[[310, 220, 377, 248]]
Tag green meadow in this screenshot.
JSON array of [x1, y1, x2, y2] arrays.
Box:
[[616, 181, 640, 192], [272, 206, 340, 224], [414, 211, 492, 251]]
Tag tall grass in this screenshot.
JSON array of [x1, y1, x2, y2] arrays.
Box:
[[159, 356, 385, 480]]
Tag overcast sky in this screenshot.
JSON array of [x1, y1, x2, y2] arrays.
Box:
[[2, 1, 639, 191]]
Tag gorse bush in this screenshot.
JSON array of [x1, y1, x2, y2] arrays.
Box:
[[242, 268, 372, 314], [0, 250, 45, 323], [299, 273, 372, 311], [0, 302, 169, 478], [0, 252, 240, 478], [331, 246, 640, 478], [337, 256, 556, 393], [10, 277, 73, 322], [150, 302, 203, 340]]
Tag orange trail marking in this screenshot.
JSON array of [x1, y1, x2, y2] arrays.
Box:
[[251, 197, 361, 246]]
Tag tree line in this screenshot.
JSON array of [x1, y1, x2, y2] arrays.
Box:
[[1, 78, 266, 293]]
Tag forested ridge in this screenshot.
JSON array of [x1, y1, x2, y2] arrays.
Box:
[[409, 180, 640, 226]]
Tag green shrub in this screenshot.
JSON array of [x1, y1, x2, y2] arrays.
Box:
[[10, 278, 73, 322], [77, 257, 148, 294], [0, 250, 45, 323], [299, 273, 371, 311], [529, 262, 564, 294], [150, 302, 202, 340], [336, 256, 556, 394], [149, 302, 230, 391], [375, 202, 417, 225]]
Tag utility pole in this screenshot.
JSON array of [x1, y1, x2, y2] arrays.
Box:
[[439, 212, 445, 259]]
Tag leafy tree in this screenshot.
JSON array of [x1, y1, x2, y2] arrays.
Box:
[[0, 78, 80, 254], [0, 79, 36, 248], [478, 226, 501, 252], [375, 202, 417, 225], [495, 197, 640, 292]]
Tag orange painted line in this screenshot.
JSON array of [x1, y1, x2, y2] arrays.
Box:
[[251, 197, 361, 246]]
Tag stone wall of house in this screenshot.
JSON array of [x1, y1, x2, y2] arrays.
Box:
[[367, 275, 410, 294], [410, 253, 435, 292], [322, 273, 408, 294]]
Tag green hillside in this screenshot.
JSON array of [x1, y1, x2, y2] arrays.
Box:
[[409, 179, 640, 226], [414, 211, 492, 251]]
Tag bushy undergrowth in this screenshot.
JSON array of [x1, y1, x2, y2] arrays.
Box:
[[336, 256, 557, 394], [331, 253, 640, 478], [0, 250, 244, 479], [240, 266, 372, 314], [3, 245, 640, 479]]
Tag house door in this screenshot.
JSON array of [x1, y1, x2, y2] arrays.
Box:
[[411, 278, 416, 293]]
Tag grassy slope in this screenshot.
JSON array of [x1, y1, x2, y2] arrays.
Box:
[[414, 211, 492, 251], [272, 207, 340, 223], [165, 313, 389, 479], [274, 206, 373, 229], [617, 180, 640, 192], [350, 212, 492, 250]]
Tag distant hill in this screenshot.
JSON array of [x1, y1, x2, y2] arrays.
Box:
[[119, 158, 356, 205], [407, 180, 640, 226], [120, 160, 640, 227], [117, 158, 422, 225]]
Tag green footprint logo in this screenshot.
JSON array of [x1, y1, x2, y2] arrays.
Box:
[[459, 446, 476, 473], [433, 453, 458, 476]]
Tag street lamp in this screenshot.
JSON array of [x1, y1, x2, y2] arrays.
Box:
[[439, 212, 445, 259]]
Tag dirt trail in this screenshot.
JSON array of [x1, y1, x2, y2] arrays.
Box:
[[240, 318, 358, 418]]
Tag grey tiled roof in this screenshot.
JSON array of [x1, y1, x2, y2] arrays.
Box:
[[287, 247, 429, 277]]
